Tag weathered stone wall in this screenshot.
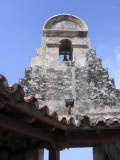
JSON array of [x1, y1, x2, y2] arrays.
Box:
[[20, 48, 120, 118], [19, 14, 120, 119], [93, 141, 120, 160], [30, 36, 90, 68]]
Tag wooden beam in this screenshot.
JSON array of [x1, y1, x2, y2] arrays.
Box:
[[0, 113, 54, 142], [0, 98, 67, 131], [68, 142, 99, 148], [11, 142, 45, 155], [66, 130, 120, 144], [49, 150, 60, 160], [0, 101, 5, 109]]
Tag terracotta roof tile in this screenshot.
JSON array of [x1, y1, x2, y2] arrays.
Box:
[[0, 74, 120, 129], [38, 105, 46, 108], [9, 84, 14, 87], [24, 97, 32, 100]]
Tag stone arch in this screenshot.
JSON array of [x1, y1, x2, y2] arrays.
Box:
[[43, 14, 88, 32]]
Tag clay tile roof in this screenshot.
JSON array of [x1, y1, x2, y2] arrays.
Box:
[[9, 84, 14, 87], [0, 74, 120, 130], [24, 97, 32, 100]]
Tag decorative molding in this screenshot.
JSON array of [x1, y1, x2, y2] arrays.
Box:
[[72, 43, 88, 48]]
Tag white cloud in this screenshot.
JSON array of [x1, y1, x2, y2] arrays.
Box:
[[116, 54, 120, 61], [114, 47, 120, 62], [102, 58, 112, 68], [101, 47, 120, 88], [113, 47, 120, 88]]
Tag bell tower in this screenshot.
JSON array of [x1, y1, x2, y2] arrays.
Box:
[[20, 14, 120, 119], [31, 14, 90, 67]]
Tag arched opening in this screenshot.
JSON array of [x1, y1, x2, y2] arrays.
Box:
[[59, 39, 73, 61]]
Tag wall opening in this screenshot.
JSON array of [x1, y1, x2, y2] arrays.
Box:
[[61, 148, 93, 160], [44, 149, 48, 160], [59, 39, 73, 61], [44, 148, 93, 160]]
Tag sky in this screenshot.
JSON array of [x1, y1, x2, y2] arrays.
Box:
[[0, 0, 120, 159], [44, 148, 93, 160]]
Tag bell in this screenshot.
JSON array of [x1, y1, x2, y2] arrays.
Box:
[[63, 55, 68, 61]]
